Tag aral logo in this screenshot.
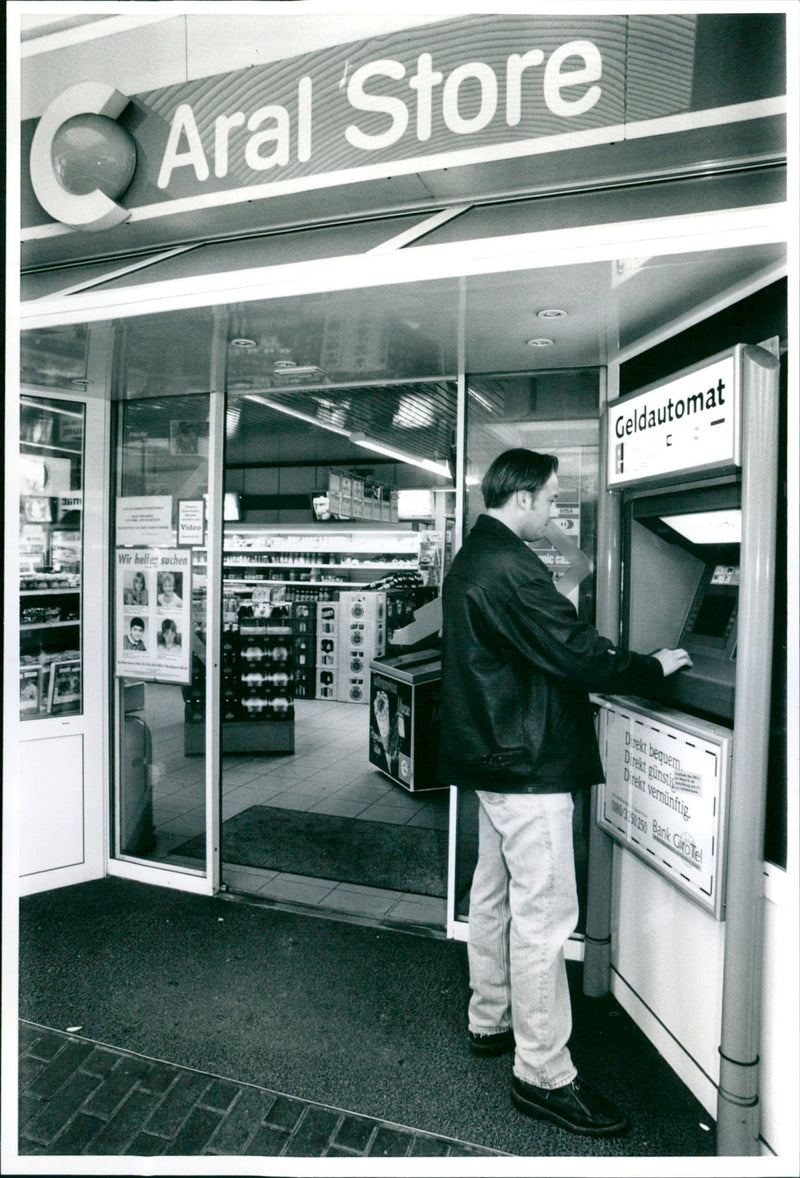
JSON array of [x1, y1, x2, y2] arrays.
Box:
[[30, 83, 137, 231]]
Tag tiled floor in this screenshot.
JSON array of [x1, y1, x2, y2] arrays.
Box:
[[135, 687, 449, 928]]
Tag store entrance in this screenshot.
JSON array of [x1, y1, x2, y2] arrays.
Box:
[[212, 377, 457, 927]]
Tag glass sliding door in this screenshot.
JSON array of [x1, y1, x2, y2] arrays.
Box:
[[112, 393, 213, 867]]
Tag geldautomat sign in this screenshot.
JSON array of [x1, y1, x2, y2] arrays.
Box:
[[22, 13, 786, 233], [607, 351, 740, 488]]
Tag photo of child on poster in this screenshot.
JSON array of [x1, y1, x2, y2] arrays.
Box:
[[123, 616, 148, 651], [123, 569, 149, 606], [157, 570, 182, 607], [156, 616, 182, 661]]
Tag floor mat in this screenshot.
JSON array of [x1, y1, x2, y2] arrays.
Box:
[[173, 805, 448, 897]]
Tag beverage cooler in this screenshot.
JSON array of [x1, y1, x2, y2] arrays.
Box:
[[368, 649, 442, 793]]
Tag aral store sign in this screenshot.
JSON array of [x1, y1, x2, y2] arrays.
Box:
[[22, 13, 786, 233]]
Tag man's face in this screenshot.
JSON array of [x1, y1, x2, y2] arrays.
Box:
[[131, 625, 143, 641], [521, 473, 559, 542]]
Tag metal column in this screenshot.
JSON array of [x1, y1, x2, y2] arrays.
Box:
[[583, 406, 622, 997], [716, 345, 780, 1155]]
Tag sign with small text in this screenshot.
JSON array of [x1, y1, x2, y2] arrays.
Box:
[[116, 496, 173, 546], [594, 695, 731, 918], [607, 351, 740, 487], [178, 499, 205, 547]]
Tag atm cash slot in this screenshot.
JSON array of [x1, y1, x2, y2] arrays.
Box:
[[666, 653, 734, 719]]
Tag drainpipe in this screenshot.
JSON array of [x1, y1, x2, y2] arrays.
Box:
[[583, 406, 621, 998], [716, 345, 780, 1155]]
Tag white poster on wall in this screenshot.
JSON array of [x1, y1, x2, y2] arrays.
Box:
[[115, 548, 191, 685], [178, 498, 205, 546], [116, 496, 173, 545]]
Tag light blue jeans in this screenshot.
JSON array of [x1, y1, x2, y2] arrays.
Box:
[[468, 789, 579, 1090]]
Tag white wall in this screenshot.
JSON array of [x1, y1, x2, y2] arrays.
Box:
[[610, 846, 797, 1158]]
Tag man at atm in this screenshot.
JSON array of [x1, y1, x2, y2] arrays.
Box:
[[438, 448, 692, 1137]]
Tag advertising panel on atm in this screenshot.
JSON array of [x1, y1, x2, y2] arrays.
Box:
[[594, 696, 732, 918]]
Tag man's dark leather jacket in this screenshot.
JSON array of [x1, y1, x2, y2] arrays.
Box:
[[437, 514, 665, 792]]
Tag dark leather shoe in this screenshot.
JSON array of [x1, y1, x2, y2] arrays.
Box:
[[511, 1074, 628, 1136], [468, 1027, 515, 1056]]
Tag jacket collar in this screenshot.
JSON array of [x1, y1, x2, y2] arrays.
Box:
[[470, 513, 529, 549]]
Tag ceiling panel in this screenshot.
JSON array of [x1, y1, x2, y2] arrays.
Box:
[[20, 244, 785, 462]]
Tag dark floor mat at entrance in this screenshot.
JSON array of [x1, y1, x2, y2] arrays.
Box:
[[173, 806, 448, 897]]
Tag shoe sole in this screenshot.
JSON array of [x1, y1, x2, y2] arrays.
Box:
[[511, 1088, 629, 1137]]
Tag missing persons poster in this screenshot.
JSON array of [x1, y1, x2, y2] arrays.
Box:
[[115, 548, 192, 685]]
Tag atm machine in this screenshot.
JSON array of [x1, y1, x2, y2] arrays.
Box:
[[623, 481, 741, 724], [590, 342, 781, 1154]]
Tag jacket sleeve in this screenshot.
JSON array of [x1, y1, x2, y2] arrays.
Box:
[[497, 573, 665, 696]]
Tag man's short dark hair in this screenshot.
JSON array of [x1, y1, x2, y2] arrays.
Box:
[[130, 617, 145, 630], [481, 449, 558, 509]]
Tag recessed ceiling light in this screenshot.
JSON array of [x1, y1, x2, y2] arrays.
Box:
[[536, 308, 567, 319], [230, 337, 257, 349], [526, 337, 555, 348]]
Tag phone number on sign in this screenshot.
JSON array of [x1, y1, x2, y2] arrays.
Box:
[[610, 796, 647, 834]]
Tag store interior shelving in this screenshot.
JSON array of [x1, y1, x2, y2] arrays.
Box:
[[184, 523, 437, 752], [19, 395, 84, 720], [193, 525, 423, 589]]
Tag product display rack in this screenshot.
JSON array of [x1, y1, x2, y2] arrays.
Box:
[[184, 602, 296, 755], [185, 525, 437, 728], [193, 524, 424, 588], [194, 521, 434, 638]]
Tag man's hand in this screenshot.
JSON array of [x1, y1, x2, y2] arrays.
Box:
[[652, 648, 694, 676]]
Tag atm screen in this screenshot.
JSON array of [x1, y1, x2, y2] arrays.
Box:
[[690, 593, 737, 638]]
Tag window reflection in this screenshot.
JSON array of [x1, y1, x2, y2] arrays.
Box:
[[20, 326, 89, 390]]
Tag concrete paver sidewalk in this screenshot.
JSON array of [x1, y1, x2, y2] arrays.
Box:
[[18, 1021, 504, 1159]]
